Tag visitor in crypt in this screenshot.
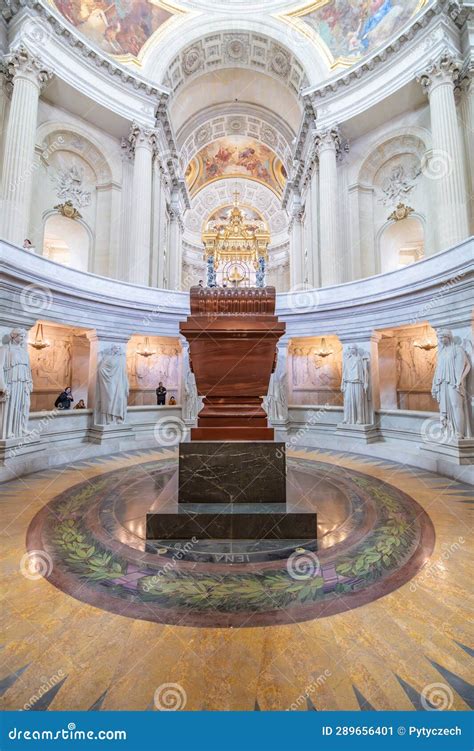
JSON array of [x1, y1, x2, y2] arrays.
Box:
[[54, 387, 74, 410], [74, 399, 86, 409], [156, 382, 167, 406]]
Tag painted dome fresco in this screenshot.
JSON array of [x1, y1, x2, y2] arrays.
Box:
[[49, 0, 430, 69]]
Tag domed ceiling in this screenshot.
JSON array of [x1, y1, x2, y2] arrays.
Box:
[[49, 0, 430, 68]]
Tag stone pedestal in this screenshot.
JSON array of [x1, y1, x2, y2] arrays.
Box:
[[178, 441, 286, 504], [421, 438, 474, 465], [88, 423, 135, 445], [336, 423, 380, 444]]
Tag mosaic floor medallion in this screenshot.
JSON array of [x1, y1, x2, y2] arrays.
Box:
[[27, 456, 435, 627]]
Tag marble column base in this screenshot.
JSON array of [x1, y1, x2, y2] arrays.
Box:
[[421, 438, 474, 465], [88, 423, 135, 445], [336, 423, 380, 444]]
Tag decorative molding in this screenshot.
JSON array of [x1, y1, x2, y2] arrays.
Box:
[[4, 42, 52, 88], [388, 203, 415, 222], [417, 49, 462, 94], [163, 30, 308, 96]]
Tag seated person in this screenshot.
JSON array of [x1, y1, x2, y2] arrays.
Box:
[[74, 399, 86, 409], [55, 387, 74, 410], [169, 395, 177, 405]]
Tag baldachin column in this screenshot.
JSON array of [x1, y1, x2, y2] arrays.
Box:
[[418, 52, 469, 251], [1, 46, 53, 246]]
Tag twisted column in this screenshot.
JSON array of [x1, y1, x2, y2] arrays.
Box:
[[1, 47, 53, 245], [315, 127, 342, 287], [418, 53, 469, 250]]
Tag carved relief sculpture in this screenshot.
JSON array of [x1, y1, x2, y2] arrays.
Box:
[[431, 330, 472, 440], [0, 328, 34, 439], [341, 345, 373, 425], [94, 345, 129, 426], [265, 371, 288, 422]]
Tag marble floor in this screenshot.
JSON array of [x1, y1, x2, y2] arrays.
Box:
[[0, 447, 472, 711]]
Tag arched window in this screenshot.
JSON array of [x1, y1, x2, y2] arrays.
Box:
[[43, 214, 90, 271], [379, 216, 424, 274]]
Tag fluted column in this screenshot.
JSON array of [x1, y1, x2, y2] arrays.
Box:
[[168, 194, 183, 290], [458, 69, 474, 235], [1, 47, 52, 245], [315, 127, 341, 287], [128, 124, 155, 285], [418, 53, 469, 251], [289, 200, 305, 289]]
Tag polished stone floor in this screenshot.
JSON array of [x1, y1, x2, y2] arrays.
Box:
[[1, 447, 472, 711]]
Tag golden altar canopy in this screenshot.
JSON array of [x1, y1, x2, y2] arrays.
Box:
[[203, 194, 270, 270]]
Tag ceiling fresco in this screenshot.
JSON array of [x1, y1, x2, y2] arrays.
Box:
[[50, 0, 184, 58], [285, 0, 428, 64], [185, 136, 287, 198], [49, 0, 429, 66]]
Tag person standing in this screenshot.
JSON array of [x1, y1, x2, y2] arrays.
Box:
[[156, 381, 167, 406]]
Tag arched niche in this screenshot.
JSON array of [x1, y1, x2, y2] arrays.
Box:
[[42, 213, 91, 271], [378, 215, 425, 274]]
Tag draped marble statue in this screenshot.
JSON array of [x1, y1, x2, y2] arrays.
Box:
[[94, 345, 129, 426], [431, 330, 472, 439], [341, 345, 373, 425], [183, 370, 201, 422], [265, 371, 288, 422], [0, 328, 34, 439]]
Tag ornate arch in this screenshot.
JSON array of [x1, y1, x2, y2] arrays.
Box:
[[35, 122, 116, 186], [358, 127, 431, 185]]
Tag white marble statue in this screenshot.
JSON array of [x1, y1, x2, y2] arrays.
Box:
[[341, 345, 373, 425], [431, 330, 472, 440], [265, 371, 288, 422], [0, 328, 34, 439], [94, 345, 129, 426], [183, 370, 200, 422]]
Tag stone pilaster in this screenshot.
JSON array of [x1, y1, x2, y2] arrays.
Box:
[[1, 46, 53, 246], [418, 52, 469, 250], [288, 195, 305, 289], [168, 193, 183, 290], [457, 67, 474, 235]]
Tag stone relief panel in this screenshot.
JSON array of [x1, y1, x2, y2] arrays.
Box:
[[126, 336, 181, 405], [289, 337, 343, 406], [395, 326, 438, 412], [164, 32, 308, 96], [374, 154, 422, 208]]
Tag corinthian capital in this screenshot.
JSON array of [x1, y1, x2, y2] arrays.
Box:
[[128, 123, 157, 152], [314, 126, 341, 155], [6, 45, 53, 90], [417, 51, 461, 95]]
